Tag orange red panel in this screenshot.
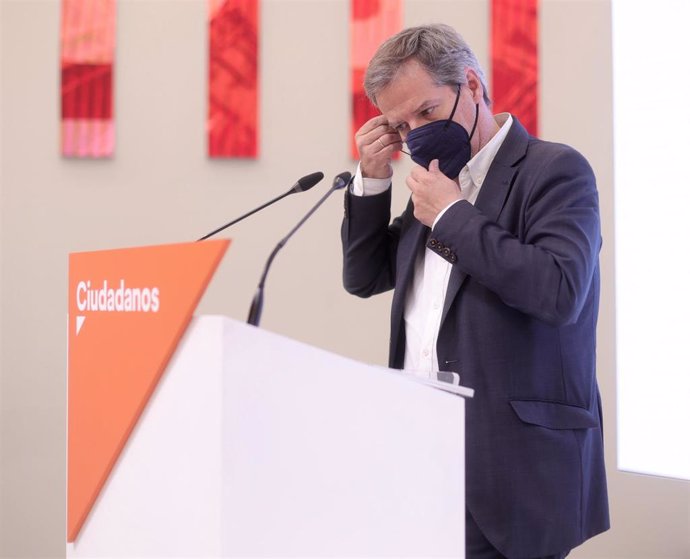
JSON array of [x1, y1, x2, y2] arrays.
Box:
[[67, 240, 229, 542], [208, 0, 259, 158], [491, 0, 539, 136]]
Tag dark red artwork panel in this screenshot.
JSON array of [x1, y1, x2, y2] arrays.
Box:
[[208, 0, 259, 158]]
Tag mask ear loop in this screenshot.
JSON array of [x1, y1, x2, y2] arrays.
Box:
[[468, 102, 479, 141], [442, 84, 462, 131]]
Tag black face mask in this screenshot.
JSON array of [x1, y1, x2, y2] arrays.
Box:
[[403, 84, 479, 179]]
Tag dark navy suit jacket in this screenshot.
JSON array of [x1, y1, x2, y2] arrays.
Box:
[[341, 117, 609, 557]]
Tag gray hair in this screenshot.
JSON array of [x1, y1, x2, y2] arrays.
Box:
[[364, 23, 491, 107]]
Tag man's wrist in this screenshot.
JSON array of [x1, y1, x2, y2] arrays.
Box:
[[432, 199, 463, 229]]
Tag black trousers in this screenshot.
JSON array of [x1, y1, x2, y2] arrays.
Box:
[[466, 509, 570, 559]]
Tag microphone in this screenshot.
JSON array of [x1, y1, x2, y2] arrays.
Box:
[[197, 171, 324, 241], [247, 171, 353, 327]]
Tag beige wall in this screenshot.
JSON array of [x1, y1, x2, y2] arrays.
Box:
[[1, 0, 688, 557]]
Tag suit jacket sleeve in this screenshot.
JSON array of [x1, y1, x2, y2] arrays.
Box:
[[341, 187, 405, 298], [432, 144, 601, 327]]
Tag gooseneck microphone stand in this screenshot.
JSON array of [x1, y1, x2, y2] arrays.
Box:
[[247, 171, 353, 327]]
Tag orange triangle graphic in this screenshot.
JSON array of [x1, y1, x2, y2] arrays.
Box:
[[67, 240, 229, 542]]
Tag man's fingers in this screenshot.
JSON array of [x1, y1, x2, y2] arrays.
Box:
[[355, 115, 401, 179], [359, 126, 398, 149], [405, 172, 420, 193], [372, 134, 402, 153], [409, 163, 430, 182], [380, 133, 403, 148], [356, 114, 390, 137], [356, 115, 400, 147]]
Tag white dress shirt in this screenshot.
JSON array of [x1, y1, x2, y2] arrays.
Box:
[[353, 113, 513, 376]]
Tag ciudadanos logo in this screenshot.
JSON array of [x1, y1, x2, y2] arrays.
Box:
[[66, 241, 230, 543], [75, 279, 160, 335]]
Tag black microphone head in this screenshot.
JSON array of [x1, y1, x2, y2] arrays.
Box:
[[292, 171, 324, 193], [332, 171, 353, 190]]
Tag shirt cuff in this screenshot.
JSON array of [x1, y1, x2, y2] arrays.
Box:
[[352, 163, 392, 196]]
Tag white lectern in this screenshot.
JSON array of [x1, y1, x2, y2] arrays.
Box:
[[67, 316, 471, 557]]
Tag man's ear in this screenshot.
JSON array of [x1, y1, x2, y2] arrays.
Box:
[[465, 69, 484, 104]]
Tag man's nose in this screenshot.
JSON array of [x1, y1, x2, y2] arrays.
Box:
[[405, 118, 429, 136]]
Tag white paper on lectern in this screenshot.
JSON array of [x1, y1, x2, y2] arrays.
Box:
[[68, 316, 468, 558]]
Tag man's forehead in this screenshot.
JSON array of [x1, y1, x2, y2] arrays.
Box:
[[377, 66, 448, 122]]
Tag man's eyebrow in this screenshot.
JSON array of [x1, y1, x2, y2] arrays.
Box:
[[388, 98, 440, 128], [413, 99, 436, 113]]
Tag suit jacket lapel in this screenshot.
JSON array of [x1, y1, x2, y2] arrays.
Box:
[[392, 217, 427, 319], [390, 213, 427, 365]]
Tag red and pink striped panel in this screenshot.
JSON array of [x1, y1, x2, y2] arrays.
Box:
[[61, 0, 116, 158]]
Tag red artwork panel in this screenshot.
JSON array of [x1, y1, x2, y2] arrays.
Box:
[[491, 0, 539, 136], [208, 0, 259, 158], [350, 0, 402, 159], [61, 0, 116, 158]]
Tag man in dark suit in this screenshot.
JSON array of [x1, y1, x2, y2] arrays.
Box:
[[341, 24, 609, 558]]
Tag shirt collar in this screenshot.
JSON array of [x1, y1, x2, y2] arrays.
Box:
[[466, 112, 512, 188]]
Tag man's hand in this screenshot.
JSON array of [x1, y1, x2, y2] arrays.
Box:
[[406, 160, 462, 227], [355, 115, 402, 179]]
